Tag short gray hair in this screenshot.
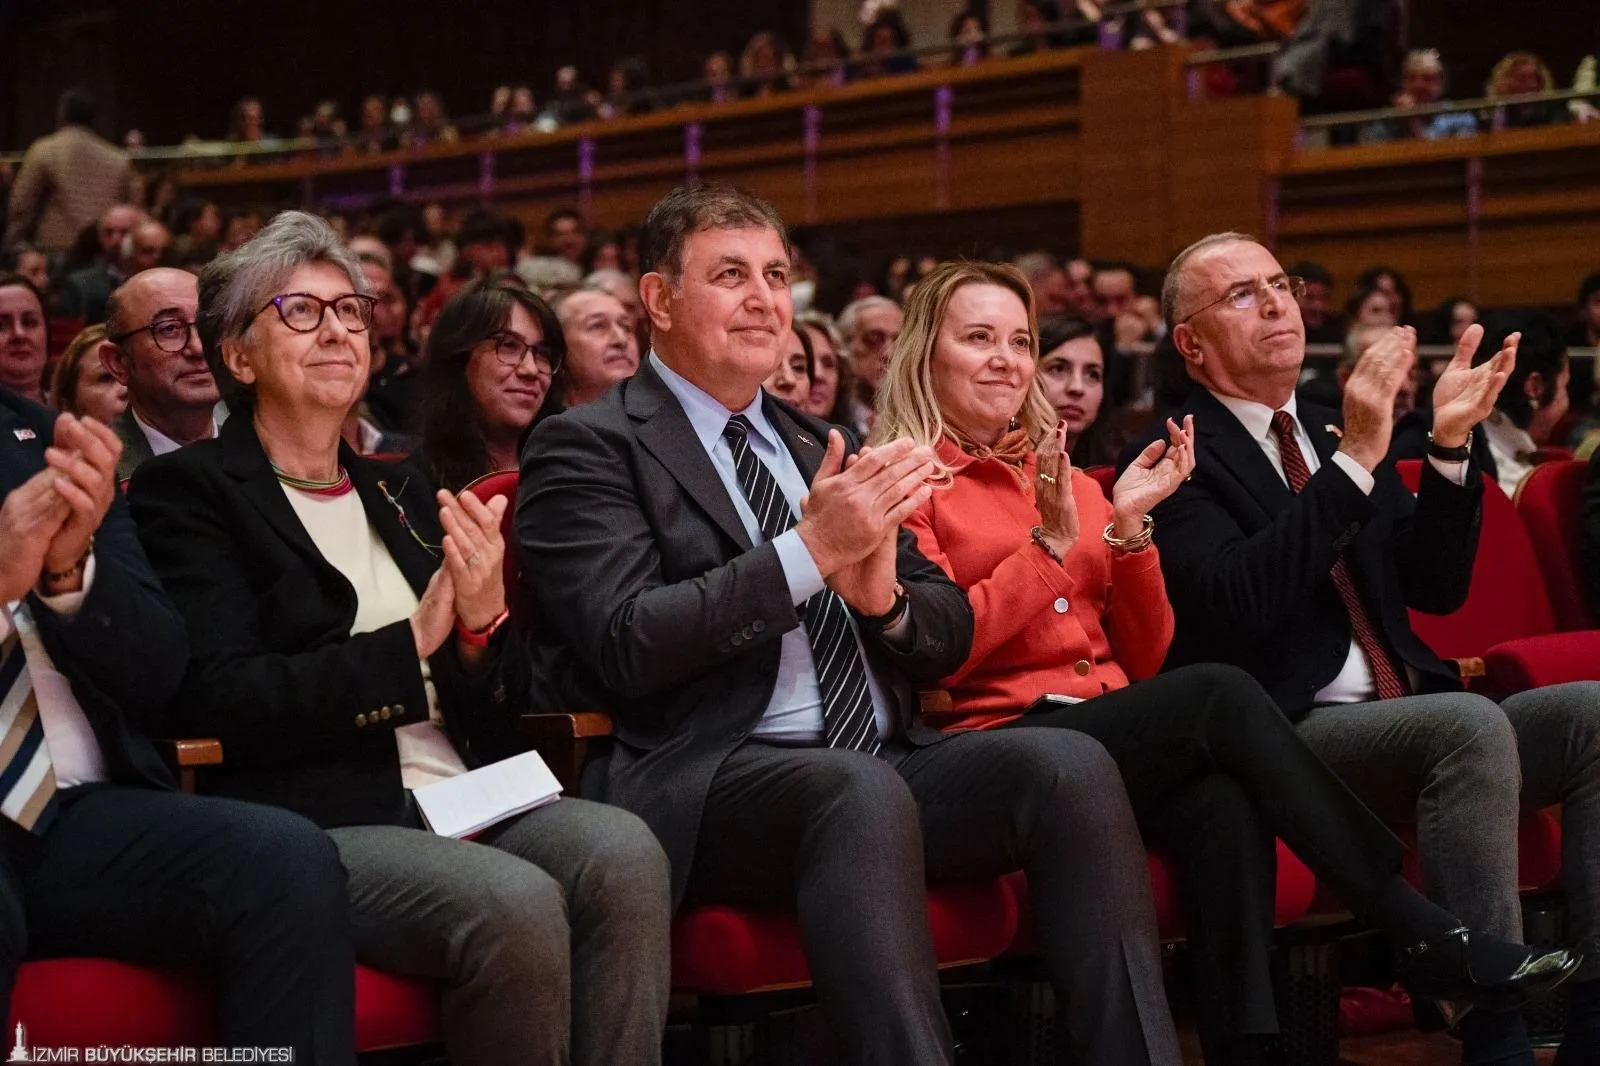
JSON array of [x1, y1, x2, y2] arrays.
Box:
[[197, 210, 366, 410], [837, 295, 900, 343], [582, 268, 635, 297], [1160, 231, 1259, 329]]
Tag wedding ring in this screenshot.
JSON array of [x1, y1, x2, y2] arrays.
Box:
[[465, 552, 480, 567], [1037, 473, 1058, 485]]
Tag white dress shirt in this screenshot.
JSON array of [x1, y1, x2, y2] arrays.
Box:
[[2, 557, 109, 789], [1479, 409, 1537, 499], [651, 353, 903, 743], [131, 405, 222, 458], [1209, 391, 1467, 705]]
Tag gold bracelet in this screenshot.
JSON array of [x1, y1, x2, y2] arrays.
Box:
[[1102, 515, 1154, 554]]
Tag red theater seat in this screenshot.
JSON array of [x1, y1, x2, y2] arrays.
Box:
[[1516, 460, 1594, 631], [1084, 464, 1117, 499], [465, 469, 534, 623], [672, 879, 1019, 995], [5, 961, 441, 1051]]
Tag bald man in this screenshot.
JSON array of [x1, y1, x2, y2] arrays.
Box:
[[1130, 231, 1600, 1065], [102, 268, 221, 480]]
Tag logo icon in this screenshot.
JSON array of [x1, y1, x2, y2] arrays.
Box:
[[8, 1021, 30, 1062]]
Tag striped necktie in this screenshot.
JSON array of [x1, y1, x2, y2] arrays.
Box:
[[722, 416, 883, 755], [1270, 411, 1410, 701], [0, 626, 58, 834]]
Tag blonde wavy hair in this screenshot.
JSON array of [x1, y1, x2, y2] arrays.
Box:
[[869, 260, 1056, 462]]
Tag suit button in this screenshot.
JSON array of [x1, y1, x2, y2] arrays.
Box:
[[1073, 659, 1092, 676], [1053, 597, 1069, 614], [396, 704, 406, 716], [379, 707, 392, 721], [355, 713, 368, 727], [742, 626, 755, 640], [752, 620, 766, 634], [731, 633, 744, 647]]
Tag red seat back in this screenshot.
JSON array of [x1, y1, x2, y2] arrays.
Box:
[[464, 470, 533, 623], [1083, 465, 1116, 500], [1515, 459, 1594, 631], [1395, 460, 1555, 659]]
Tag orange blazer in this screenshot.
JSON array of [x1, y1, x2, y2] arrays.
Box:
[[905, 437, 1175, 730]]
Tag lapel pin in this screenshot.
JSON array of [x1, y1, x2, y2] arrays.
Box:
[[1323, 424, 1343, 439], [797, 432, 816, 446], [12, 428, 35, 441]]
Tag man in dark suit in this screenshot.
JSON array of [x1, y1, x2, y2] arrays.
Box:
[[519, 184, 1181, 1065], [1131, 232, 1600, 1066], [0, 392, 353, 1059], [102, 268, 221, 482]]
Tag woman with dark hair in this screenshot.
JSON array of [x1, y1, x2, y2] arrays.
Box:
[[417, 274, 566, 492], [949, 7, 990, 65], [1354, 264, 1413, 325], [763, 322, 813, 406], [796, 310, 855, 425], [799, 25, 853, 88], [1036, 314, 1121, 466], [860, 9, 919, 77], [1475, 309, 1571, 496], [1430, 296, 1478, 346]]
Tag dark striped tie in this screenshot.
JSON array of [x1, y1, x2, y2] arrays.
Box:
[[0, 627, 58, 834], [722, 416, 883, 755]]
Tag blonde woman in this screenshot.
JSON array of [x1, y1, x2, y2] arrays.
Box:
[[872, 259, 1578, 1064]]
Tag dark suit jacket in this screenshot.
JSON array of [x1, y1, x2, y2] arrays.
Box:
[[127, 411, 534, 829], [110, 409, 156, 485], [1389, 408, 1497, 483], [1121, 385, 1482, 720], [0, 389, 181, 792], [516, 363, 974, 904], [54, 263, 121, 324], [1583, 449, 1600, 624]]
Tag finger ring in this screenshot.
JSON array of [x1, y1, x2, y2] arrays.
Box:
[[465, 552, 480, 568], [1037, 473, 1057, 485]]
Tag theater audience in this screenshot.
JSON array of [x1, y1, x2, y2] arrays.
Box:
[[103, 268, 220, 481], [127, 211, 669, 1066], [1472, 310, 1571, 497], [1, 391, 356, 1061], [5, 89, 136, 254], [49, 323, 125, 426], [949, 7, 990, 66], [1289, 260, 1346, 345], [546, 207, 589, 266], [859, 8, 919, 78], [1138, 231, 1600, 1065], [583, 268, 646, 347], [1014, 252, 1074, 317], [417, 276, 565, 491], [1036, 314, 1122, 466], [355, 254, 422, 437], [1348, 281, 1399, 331], [0, 275, 48, 404], [1360, 48, 1478, 143], [0, 244, 49, 296], [1431, 296, 1479, 346], [763, 323, 812, 406], [1488, 52, 1569, 130], [56, 203, 143, 323], [1571, 273, 1600, 349], [799, 26, 852, 88], [554, 285, 638, 408], [797, 309, 853, 424], [519, 181, 1182, 1066], [877, 257, 1570, 1065], [741, 33, 796, 96], [838, 294, 903, 432]]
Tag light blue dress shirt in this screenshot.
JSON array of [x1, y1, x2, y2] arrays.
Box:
[[650, 353, 894, 743]]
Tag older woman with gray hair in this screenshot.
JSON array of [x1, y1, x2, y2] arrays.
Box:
[[126, 210, 671, 1066]]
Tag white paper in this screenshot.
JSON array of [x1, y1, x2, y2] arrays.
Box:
[[413, 749, 564, 838]]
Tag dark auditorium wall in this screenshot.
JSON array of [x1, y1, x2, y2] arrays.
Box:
[[2, 0, 808, 149]]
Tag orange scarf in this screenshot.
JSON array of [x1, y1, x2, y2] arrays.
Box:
[[945, 426, 1033, 489]]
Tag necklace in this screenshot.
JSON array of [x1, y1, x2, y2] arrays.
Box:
[[272, 461, 354, 498]]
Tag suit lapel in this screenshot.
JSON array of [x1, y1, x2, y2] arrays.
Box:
[[1300, 405, 1344, 468], [765, 395, 827, 485], [0, 399, 49, 499], [628, 364, 754, 552], [218, 413, 329, 566], [349, 455, 440, 599], [1188, 386, 1294, 515]]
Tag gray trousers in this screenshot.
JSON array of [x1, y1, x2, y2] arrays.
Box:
[[684, 731, 1181, 1066], [1296, 681, 1600, 975], [328, 796, 672, 1066]]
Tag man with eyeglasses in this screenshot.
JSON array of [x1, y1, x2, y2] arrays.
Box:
[[1127, 231, 1600, 1065], [102, 268, 221, 481]]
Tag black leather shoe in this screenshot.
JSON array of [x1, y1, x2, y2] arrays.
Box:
[[1398, 926, 1582, 1012]]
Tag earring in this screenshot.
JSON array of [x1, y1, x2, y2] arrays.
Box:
[[1009, 416, 1019, 430], [1530, 399, 1541, 412]]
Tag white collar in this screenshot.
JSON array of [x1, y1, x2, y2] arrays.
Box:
[[1209, 389, 1300, 443]]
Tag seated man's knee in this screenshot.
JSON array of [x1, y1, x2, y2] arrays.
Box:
[[575, 806, 670, 907], [810, 754, 921, 837], [1008, 728, 1123, 802]]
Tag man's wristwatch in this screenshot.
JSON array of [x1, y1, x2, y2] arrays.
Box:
[[1426, 429, 1473, 463]]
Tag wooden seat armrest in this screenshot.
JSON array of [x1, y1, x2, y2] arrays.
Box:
[[518, 711, 614, 740], [158, 738, 223, 794], [518, 712, 614, 794], [1452, 656, 1487, 680]]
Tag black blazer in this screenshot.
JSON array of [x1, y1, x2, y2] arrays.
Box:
[[126, 412, 534, 829], [516, 363, 974, 904], [0, 389, 181, 792], [1122, 386, 1482, 720]]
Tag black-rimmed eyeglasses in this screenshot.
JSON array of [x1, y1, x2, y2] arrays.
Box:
[[1178, 275, 1306, 325], [254, 292, 377, 333], [487, 331, 562, 373], [109, 316, 198, 354]]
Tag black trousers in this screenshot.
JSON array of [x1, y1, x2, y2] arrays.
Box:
[[1005, 662, 1406, 1051], [685, 727, 1182, 1066], [0, 785, 355, 1063]]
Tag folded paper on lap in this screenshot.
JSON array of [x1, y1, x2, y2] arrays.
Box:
[[413, 749, 564, 838]]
